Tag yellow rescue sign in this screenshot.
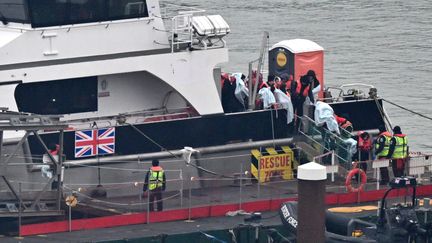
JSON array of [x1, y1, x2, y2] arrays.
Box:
[[251, 146, 294, 183]]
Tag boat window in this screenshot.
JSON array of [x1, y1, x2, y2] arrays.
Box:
[[107, 0, 148, 20], [27, 0, 148, 28], [14, 77, 98, 115], [0, 0, 30, 23], [28, 0, 68, 27]]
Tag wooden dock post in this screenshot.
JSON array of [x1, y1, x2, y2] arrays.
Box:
[[297, 162, 327, 243]]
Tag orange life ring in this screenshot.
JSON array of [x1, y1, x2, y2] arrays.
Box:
[[345, 168, 367, 193]]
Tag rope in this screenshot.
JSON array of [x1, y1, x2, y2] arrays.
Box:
[[126, 123, 232, 178], [383, 98, 432, 121], [374, 98, 392, 130], [64, 185, 181, 207]]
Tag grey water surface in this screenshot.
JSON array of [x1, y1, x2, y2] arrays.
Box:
[[181, 0, 432, 152]]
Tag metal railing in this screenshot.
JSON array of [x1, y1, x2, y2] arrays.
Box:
[[57, 154, 432, 213], [158, 2, 205, 52], [299, 115, 354, 166], [3, 143, 432, 234]]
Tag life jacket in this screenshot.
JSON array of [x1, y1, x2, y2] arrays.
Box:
[[375, 131, 392, 158], [259, 81, 268, 90], [341, 120, 353, 131], [221, 73, 229, 87], [358, 131, 372, 152], [294, 80, 310, 97], [148, 166, 164, 191], [335, 115, 353, 132], [392, 134, 408, 159], [49, 144, 60, 155]]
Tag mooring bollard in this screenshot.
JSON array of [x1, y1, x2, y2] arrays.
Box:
[[297, 162, 327, 243]]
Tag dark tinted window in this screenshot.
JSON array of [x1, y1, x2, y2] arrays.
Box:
[[28, 0, 148, 28], [28, 0, 68, 27], [0, 0, 29, 23], [15, 77, 98, 115], [69, 0, 104, 23], [107, 0, 147, 19]]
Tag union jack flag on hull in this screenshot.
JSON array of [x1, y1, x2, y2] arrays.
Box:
[[74, 128, 115, 158]]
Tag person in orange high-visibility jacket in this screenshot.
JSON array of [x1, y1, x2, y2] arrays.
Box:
[[143, 159, 166, 212]]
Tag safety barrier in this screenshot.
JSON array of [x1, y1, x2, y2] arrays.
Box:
[[3, 149, 432, 237], [300, 115, 354, 166]]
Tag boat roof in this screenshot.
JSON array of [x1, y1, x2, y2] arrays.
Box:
[[271, 39, 324, 54]]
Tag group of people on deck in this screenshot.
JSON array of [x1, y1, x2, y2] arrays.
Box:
[[221, 69, 409, 185], [346, 125, 408, 185], [375, 125, 409, 184], [220, 69, 321, 126], [317, 107, 409, 184]]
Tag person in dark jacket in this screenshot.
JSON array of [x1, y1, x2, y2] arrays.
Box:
[[291, 71, 316, 130], [291, 76, 314, 115], [306, 70, 320, 91], [388, 126, 408, 177], [143, 159, 166, 211], [374, 125, 393, 185], [221, 74, 244, 113]]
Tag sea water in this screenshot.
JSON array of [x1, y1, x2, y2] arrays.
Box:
[[182, 0, 432, 152]]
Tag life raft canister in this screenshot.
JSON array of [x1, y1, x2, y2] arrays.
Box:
[[345, 168, 367, 193]]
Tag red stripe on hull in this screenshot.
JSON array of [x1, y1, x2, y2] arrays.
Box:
[[20, 185, 432, 236]]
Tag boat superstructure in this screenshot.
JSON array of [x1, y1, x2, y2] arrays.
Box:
[[0, 0, 389, 192], [0, 0, 230, 126], [1, 1, 418, 238]]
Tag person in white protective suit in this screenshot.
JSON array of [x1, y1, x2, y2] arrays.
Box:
[[232, 73, 249, 111], [41, 143, 59, 179], [273, 88, 294, 124], [258, 87, 276, 109], [314, 101, 357, 163], [314, 101, 339, 134]]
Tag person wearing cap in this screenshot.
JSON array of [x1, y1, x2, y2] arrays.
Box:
[[374, 125, 393, 185], [389, 126, 408, 177], [143, 159, 166, 211]]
